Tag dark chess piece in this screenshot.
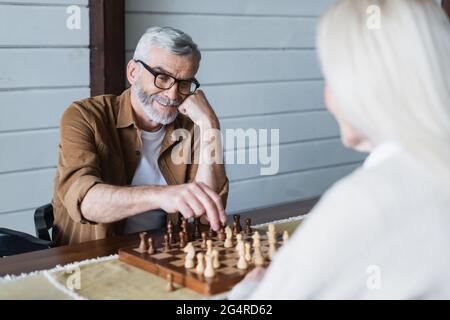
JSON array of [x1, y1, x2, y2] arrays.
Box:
[[180, 219, 189, 242], [167, 220, 175, 244], [201, 231, 208, 249], [193, 217, 201, 239], [167, 220, 174, 230], [179, 231, 186, 249], [163, 233, 170, 252], [177, 213, 184, 227], [245, 218, 253, 235], [232, 221, 238, 237], [147, 236, 155, 254], [218, 227, 226, 241], [233, 214, 242, 233]]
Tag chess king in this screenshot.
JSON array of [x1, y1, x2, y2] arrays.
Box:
[[52, 27, 229, 246]]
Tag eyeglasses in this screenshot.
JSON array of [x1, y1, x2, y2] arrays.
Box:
[[134, 59, 200, 95]]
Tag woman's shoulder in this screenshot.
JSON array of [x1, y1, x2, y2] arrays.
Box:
[[313, 151, 447, 223]]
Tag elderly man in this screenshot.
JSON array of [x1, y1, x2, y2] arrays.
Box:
[[52, 27, 229, 245]]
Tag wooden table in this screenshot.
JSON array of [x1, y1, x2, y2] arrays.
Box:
[[0, 198, 318, 277]]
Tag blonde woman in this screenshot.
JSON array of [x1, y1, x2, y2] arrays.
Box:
[[231, 0, 450, 299]]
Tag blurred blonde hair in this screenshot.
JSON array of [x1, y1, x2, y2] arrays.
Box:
[[317, 0, 450, 185]]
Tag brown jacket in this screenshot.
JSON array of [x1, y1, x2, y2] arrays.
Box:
[[52, 89, 229, 246]]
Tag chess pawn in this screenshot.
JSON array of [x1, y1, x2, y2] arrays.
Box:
[[206, 239, 213, 257], [168, 221, 174, 243], [201, 231, 208, 249], [193, 217, 201, 239], [183, 242, 195, 269], [163, 233, 170, 252], [147, 237, 155, 255], [203, 254, 215, 278], [217, 227, 226, 241], [283, 230, 290, 244], [181, 220, 190, 243], [232, 221, 239, 237], [166, 273, 175, 292], [235, 234, 244, 255], [212, 249, 220, 269], [252, 231, 261, 248], [267, 223, 275, 235], [168, 231, 174, 245], [237, 249, 248, 270], [179, 231, 186, 249], [167, 220, 174, 232], [233, 214, 242, 233], [267, 224, 276, 241], [224, 226, 233, 248], [196, 253, 205, 275], [138, 232, 148, 252], [244, 218, 253, 235], [244, 242, 252, 263]]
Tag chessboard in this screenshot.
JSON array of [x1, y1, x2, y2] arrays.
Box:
[[118, 215, 288, 296]]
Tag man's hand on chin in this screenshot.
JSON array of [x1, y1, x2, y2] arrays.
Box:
[[178, 90, 219, 129]]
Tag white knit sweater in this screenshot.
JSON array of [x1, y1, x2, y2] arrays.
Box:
[[244, 143, 450, 299]]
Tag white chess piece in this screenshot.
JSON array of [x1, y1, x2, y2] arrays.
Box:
[[212, 249, 220, 269], [196, 252, 205, 275], [267, 223, 275, 237], [204, 254, 216, 278], [183, 242, 195, 269], [237, 248, 248, 270], [252, 241, 265, 267], [245, 242, 252, 263], [235, 234, 244, 255], [206, 239, 213, 257], [283, 230, 290, 244], [252, 231, 261, 248], [224, 226, 233, 248], [266, 223, 277, 244]]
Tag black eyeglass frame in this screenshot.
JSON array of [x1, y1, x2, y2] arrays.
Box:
[[134, 59, 200, 95]]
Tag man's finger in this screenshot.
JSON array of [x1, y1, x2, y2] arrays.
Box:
[[197, 182, 226, 224], [191, 184, 220, 230], [184, 189, 206, 217], [177, 200, 194, 220]]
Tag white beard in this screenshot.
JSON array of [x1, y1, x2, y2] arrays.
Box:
[[132, 83, 179, 125]]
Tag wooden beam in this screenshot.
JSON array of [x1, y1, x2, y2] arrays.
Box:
[[89, 0, 125, 96], [443, 0, 450, 19]]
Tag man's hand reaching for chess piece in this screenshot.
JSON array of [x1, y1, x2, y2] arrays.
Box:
[[155, 182, 226, 231]]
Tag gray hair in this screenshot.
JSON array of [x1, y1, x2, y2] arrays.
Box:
[[133, 26, 201, 63], [317, 0, 450, 185]]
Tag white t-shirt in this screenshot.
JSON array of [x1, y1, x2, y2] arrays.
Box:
[[123, 126, 168, 234]]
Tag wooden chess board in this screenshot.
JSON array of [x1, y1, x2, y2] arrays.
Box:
[[118, 231, 284, 295]]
